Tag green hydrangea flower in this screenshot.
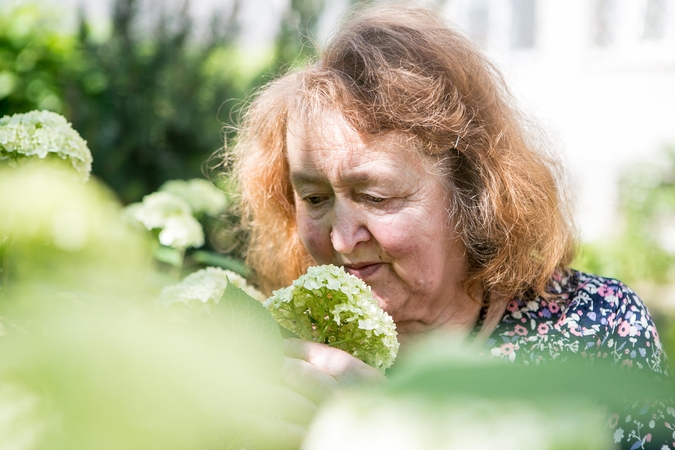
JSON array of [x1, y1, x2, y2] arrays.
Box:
[[125, 192, 204, 250], [159, 179, 229, 218], [0, 110, 92, 181], [265, 265, 399, 373], [159, 267, 265, 313]]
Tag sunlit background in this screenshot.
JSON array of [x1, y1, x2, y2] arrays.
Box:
[[2, 0, 675, 323]]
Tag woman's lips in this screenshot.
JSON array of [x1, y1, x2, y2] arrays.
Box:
[[343, 263, 382, 279]]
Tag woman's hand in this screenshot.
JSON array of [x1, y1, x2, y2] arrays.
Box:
[[282, 338, 386, 403], [240, 339, 385, 449], [236, 381, 317, 450]]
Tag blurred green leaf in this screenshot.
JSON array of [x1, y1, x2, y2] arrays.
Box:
[[211, 281, 284, 379], [191, 250, 249, 277], [387, 353, 673, 407], [154, 245, 184, 267]]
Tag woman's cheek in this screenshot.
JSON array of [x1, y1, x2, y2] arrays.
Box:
[[370, 217, 418, 257], [296, 213, 332, 263]]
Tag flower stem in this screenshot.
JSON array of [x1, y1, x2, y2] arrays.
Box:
[[169, 247, 186, 279], [317, 322, 332, 343], [291, 306, 312, 339], [328, 339, 353, 347]]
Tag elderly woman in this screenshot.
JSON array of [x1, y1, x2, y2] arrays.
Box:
[[233, 3, 671, 448]]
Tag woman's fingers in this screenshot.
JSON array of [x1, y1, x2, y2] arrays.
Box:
[[283, 357, 339, 403], [248, 382, 318, 425], [231, 383, 317, 450], [284, 338, 386, 386]]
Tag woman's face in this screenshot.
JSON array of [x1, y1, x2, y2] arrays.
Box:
[[286, 112, 480, 336]]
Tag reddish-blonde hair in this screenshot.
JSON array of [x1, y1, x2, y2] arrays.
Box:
[[233, 3, 575, 301]]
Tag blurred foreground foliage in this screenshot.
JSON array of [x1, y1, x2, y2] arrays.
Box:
[[306, 337, 675, 450], [2, 164, 672, 448], [0, 164, 288, 449]]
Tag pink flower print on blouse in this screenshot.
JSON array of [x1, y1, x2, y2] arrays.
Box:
[[617, 321, 631, 337], [501, 343, 515, 355], [506, 300, 519, 313], [514, 324, 528, 336]]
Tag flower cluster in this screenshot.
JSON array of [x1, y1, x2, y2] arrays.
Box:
[[265, 265, 399, 372], [159, 267, 265, 313], [125, 192, 204, 250], [159, 179, 228, 218], [0, 110, 92, 181]]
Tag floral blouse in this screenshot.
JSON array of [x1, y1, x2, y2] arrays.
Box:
[[480, 270, 672, 450]]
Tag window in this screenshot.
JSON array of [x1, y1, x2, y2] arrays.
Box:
[[467, 0, 490, 46], [511, 0, 537, 49], [592, 0, 618, 47], [643, 0, 667, 40]]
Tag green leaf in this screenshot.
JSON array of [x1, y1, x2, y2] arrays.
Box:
[[210, 282, 284, 380], [154, 245, 183, 267], [386, 351, 674, 409], [190, 250, 249, 277]]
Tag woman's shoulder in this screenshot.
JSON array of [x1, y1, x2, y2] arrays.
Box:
[[486, 270, 669, 375], [556, 271, 660, 346], [548, 269, 638, 307], [554, 270, 646, 322]]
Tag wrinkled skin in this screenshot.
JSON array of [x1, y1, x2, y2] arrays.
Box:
[[276, 112, 483, 443]]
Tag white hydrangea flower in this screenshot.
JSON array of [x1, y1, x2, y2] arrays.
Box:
[[158, 215, 205, 249], [159, 179, 228, 217], [125, 191, 204, 249], [0, 110, 93, 181], [264, 264, 399, 372], [160, 267, 265, 313]]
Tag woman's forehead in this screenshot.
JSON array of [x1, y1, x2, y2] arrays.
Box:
[[285, 110, 444, 180], [286, 109, 407, 153], [285, 110, 446, 189]]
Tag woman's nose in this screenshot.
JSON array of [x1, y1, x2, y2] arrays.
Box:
[[329, 204, 371, 254]]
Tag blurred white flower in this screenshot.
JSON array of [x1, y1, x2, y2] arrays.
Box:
[[125, 192, 191, 229], [158, 216, 205, 249], [125, 192, 204, 250], [160, 267, 265, 313], [303, 394, 612, 450], [265, 264, 399, 372], [159, 179, 229, 217], [0, 110, 92, 181]]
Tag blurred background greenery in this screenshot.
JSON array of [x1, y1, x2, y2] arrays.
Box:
[[0, 0, 328, 276], [1, 0, 673, 358]]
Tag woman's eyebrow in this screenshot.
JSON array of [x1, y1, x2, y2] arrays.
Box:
[[290, 172, 323, 186], [290, 168, 401, 187], [341, 169, 401, 186]]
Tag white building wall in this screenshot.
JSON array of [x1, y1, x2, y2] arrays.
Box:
[[447, 0, 675, 241]]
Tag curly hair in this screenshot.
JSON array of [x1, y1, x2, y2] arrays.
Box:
[[233, 3, 576, 302]]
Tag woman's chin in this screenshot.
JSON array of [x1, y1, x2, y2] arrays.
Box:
[[370, 289, 399, 319]]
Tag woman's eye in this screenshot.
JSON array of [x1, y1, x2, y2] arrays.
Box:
[[305, 196, 325, 205], [364, 195, 385, 203]]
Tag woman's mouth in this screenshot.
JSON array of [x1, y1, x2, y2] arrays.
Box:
[[343, 263, 382, 280]]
